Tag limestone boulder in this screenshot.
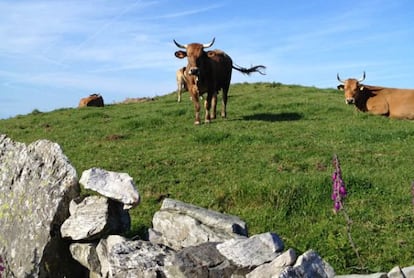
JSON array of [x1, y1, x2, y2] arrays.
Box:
[[164, 242, 238, 278], [334, 273, 387, 278], [0, 134, 82, 277], [79, 167, 140, 209], [246, 248, 297, 278], [96, 235, 176, 277], [216, 232, 284, 268], [61, 195, 130, 241], [69, 242, 101, 275], [280, 249, 335, 278], [388, 265, 414, 278], [149, 198, 248, 250]]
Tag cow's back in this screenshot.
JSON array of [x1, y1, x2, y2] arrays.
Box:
[[78, 94, 104, 108], [363, 86, 414, 119], [209, 49, 232, 91], [383, 89, 414, 119]]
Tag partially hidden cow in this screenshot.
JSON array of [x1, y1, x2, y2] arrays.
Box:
[[176, 66, 187, 102], [337, 72, 414, 119], [78, 93, 104, 108], [174, 38, 266, 124]]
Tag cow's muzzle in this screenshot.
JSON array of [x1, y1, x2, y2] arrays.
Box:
[[346, 98, 355, 105], [189, 67, 200, 76]]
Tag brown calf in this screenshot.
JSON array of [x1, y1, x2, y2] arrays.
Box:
[[176, 67, 187, 102]]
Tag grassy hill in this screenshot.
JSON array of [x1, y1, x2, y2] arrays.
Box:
[[1, 82, 413, 274]]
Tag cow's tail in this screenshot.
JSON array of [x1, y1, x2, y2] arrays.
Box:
[[232, 64, 266, 75]]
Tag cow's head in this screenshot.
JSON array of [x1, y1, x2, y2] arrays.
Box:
[[173, 38, 215, 78], [337, 72, 366, 104]]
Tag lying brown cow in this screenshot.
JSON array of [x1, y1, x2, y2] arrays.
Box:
[[78, 93, 104, 108], [174, 38, 265, 124], [176, 67, 187, 102], [337, 72, 414, 119]]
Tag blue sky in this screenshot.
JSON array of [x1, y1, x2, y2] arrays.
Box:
[[1, 0, 414, 119]]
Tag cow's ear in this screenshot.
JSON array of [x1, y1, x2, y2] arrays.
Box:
[[175, 51, 187, 59], [207, 51, 216, 58], [337, 85, 344, 90]]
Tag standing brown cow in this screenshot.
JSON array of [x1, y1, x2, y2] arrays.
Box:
[[174, 38, 265, 124], [337, 72, 414, 119], [176, 66, 187, 102]]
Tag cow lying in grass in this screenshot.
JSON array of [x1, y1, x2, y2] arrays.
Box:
[[78, 94, 104, 108], [337, 72, 414, 119]]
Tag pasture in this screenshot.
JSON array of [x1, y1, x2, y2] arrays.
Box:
[[1, 82, 413, 274]]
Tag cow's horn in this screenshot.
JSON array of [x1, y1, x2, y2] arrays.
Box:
[[202, 38, 215, 48], [173, 39, 187, 49], [358, 71, 366, 82], [337, 73, 345, 84]]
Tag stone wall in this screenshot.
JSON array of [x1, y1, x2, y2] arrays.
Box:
[[0, 134, 413, 278]]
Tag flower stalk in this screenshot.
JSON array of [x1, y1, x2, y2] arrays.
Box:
[[332, 155, 364, 270], [411, 181, 414, 213]]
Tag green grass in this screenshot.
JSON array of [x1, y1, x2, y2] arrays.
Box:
[[1, 82, 414, 274]]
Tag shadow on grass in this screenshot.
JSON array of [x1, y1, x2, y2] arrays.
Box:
[[242, 112, 303, 122], [125, 224, 150, 240]]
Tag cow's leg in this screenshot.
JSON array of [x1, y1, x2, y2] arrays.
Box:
[[211, 92, 217, 119], [177, 87, 182, 103], [204, 93, 213, 123], [221, 88, 229, 118], [176, 78, 182, 102], [191, 91, 201, 125]]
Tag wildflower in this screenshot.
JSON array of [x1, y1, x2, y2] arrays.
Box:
[[332, 155, 347, 213], [330, 155, 364, 269], [412, 181, 414, 211], [0, 256, 5, 274]]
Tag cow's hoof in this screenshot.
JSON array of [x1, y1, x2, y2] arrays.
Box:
[[194, 121, 201, 125], [205, 120, 211, 124]]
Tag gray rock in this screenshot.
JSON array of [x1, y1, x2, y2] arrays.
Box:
[[161, 198, 247, 236], [280, 249, 335, 278], [97, 235, 176, 278], [70, 242, 101, 275], [402, 266, 414, 278], [216, 232, 284, 268], [0, 134, 83, 277], [388, 265, 414, 278], [165, 242, 238, 278], [246, 248, 297, 278], [335, 274, 387, 278], [149, 198, 247, 250], [79, 167, 140, 209], [61, 196, 130, 241]]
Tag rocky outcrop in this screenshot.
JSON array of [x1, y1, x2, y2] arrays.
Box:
[[0, 134, 413, 278], [0, 134, 82, 277]]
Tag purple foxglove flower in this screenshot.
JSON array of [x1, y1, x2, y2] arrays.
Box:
[[332, 155, 347, 212]]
